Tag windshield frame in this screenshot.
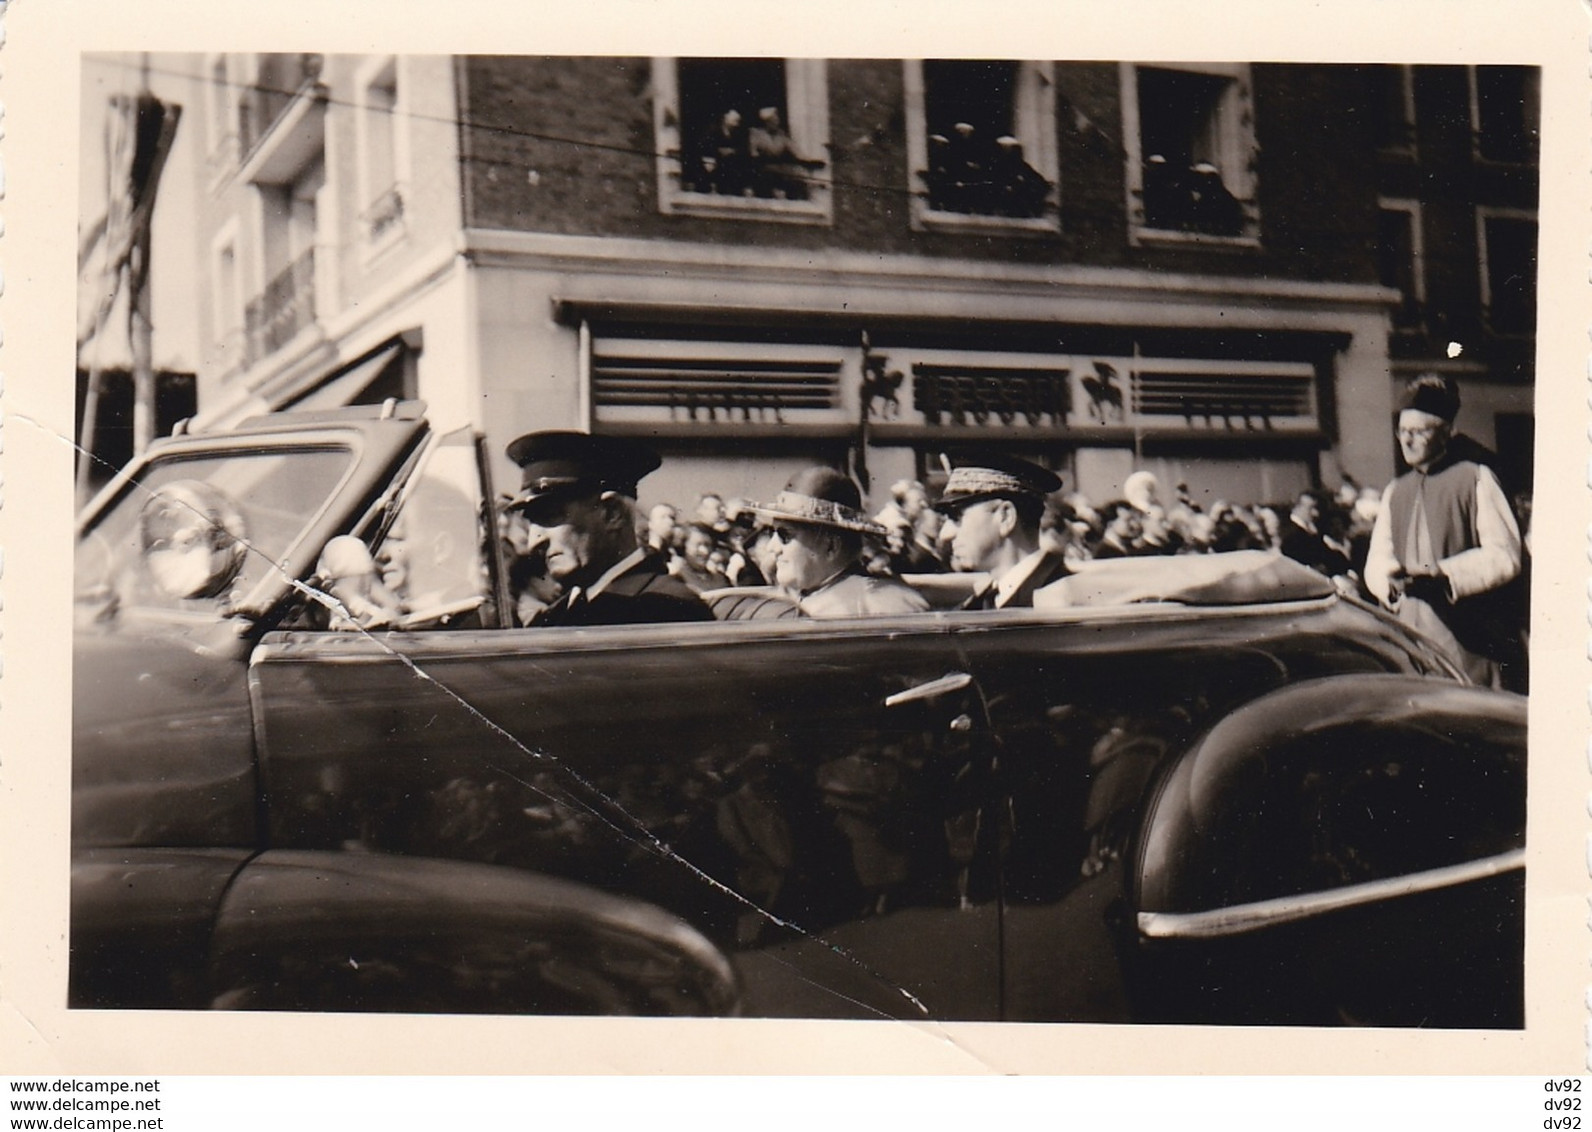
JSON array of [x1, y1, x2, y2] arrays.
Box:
[[76, 429, 372, 623]]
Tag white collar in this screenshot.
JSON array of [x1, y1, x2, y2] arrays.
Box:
[[993, 548, 1047, 608]]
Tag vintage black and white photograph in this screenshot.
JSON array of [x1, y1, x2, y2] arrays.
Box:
[[66, 50, 1538, 1025], [4, 0, 1586, 1082]]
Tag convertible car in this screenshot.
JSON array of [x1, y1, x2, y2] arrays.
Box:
[[72, 401, 1526, 1026]]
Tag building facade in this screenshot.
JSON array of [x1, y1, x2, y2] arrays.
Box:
[[180, 56, 1538, 512]]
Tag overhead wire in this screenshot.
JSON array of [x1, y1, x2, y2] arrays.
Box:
[[93, 54, 1101, 211]]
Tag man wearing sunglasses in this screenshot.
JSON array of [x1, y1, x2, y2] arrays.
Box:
[[504, 431, 712, 628], [752, 466, 929, 619]]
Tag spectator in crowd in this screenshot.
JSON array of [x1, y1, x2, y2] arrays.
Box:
[[696, 492, 731, 534], [316, 535, 404, 630], [1123, 470, 1182, 554], [504, 431, 712, 628], [900, 505, 950, 574], [1335, 476, 1362, 512], [1317, 502, 1361, 595], [748, 106, 822, 200], [646, 503, 678, 555], [989, 135, 1050, 218], [935, 453, 1068, 609], [1208, 502, 1266, 552], [752, 466, 929, 618], [1093, 500, 1142, 559], [1364, 374, 1524, 687], [876, 479, 946, 575], [744, 523, 784, 591], [1123, 470, 1161, 516], [508, 545, 562, 626], [693, 108, 752, 196], [1278, 488, 1352, 583], [715, 510, 766, 587], [674, 521, 730, 593]]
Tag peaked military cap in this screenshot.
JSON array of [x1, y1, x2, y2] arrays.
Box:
[[504, 431, 661, 521], [933, 452, 1062, 513]]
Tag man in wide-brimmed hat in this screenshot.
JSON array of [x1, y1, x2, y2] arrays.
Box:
[[504, 431, 711, 627], [1364, 374, 1523, 687], [934, 452, 1067, 609], [751, 466, 928, 618]]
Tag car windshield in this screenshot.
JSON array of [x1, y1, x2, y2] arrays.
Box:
[[76, 446, 355, 615]]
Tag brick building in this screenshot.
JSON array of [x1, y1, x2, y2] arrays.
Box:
[[179, 56, 1537, 511]]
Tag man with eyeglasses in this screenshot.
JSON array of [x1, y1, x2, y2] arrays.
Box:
[[1364, 374, 1523, 687], [504, 431, 712, 628]]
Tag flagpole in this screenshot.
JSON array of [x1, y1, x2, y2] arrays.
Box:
[[130, 218, 156, 456]]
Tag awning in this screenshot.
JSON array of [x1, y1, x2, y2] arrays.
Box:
[[279, 342, 404, 413]]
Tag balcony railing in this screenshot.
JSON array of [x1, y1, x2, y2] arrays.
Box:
[[245, 248, 316, 364]]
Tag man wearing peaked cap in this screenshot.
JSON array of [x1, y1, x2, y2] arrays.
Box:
[[935, 452, 1068, 610], [750, 466, 928, 618], [504, 431, 711, 627]]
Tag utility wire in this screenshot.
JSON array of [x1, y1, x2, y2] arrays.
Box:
[[94, 55, 1101, 209]]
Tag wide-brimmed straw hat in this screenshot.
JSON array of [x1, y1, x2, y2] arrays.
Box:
[[748, 466, 886, 536]]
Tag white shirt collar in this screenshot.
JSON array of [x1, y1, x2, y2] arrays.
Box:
[[994, 548, 1047, 608]]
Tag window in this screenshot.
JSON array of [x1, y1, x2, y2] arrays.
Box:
[[203, 54, 240, 184], [891, 348, 1316, 436], [1122, 63, 1259, 245], [209, 222, 243, 375], [239, 68, 331, 365], [1470, 65, 1540, 165], [356, 55, 407, 256], [1477, 209, 1538, 336], [653, 58, 831, 223], [1377, 199, 1425, 329], [364, 429, 492, 630], [247, 154, 326, 363], [589, 337, 851, 431], [1367, 65, 1417, 157], [903, 60, 1059, 233]]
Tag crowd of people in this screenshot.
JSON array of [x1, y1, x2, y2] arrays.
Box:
[[596, 472, 1392, 602], [685, 105, 825, 200], [493, 374, 1528, 690]]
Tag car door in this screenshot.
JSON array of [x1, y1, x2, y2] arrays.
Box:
[[71, 415, 428, 1007], [250, 596, 1005, 1018], [949, 603, 1427, 1022]]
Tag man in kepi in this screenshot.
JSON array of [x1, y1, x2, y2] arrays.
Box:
[[505, 431, 712, 627], [935, 452, 1067, 609], [1364, 374, 1524, 687]]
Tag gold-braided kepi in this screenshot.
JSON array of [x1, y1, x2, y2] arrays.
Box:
[[933, 452, 1061, 514]]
